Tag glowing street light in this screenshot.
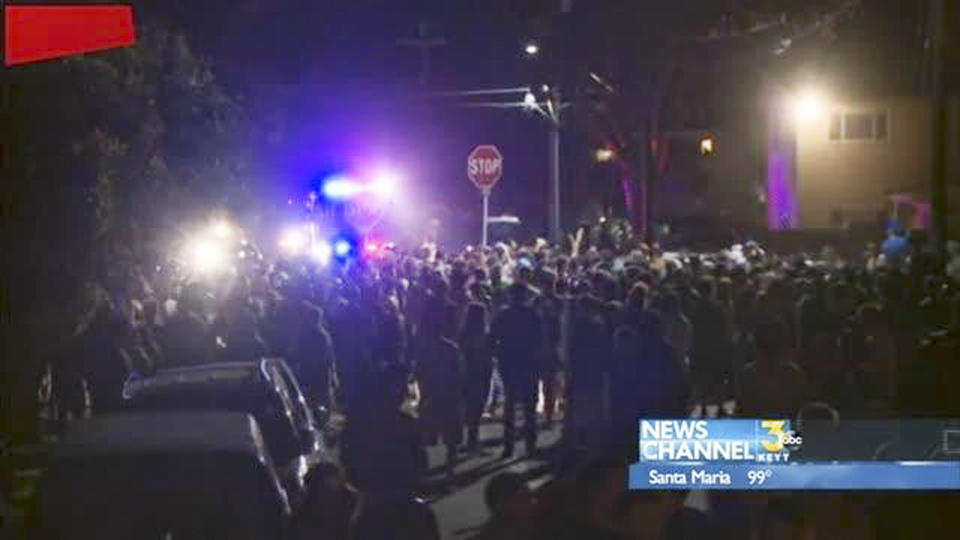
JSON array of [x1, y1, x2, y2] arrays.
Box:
[[595, 147, 615, 162], [524, 42, 540, 56], [700, 136, 714, 155], [523, 91, 538, 109], [790, 87, 827, 125]]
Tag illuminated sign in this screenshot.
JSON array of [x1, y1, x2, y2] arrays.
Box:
[[630, 419, 960, 490]]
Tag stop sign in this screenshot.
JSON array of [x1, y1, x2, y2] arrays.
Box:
[[467, 145, 503, 191]]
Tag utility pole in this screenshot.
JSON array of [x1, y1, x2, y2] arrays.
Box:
[[398, 22, 447, 87], [548, 110, 562, 244], [535, 86, 568, 245], [639, 127, 657, 243], [929, 0, 948, 260]]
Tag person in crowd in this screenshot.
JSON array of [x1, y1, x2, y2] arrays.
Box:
[[758, 497, 808, 540], [881, 225, 910, 266], [634, 313, 691, 418], [77, 297, 132, 414], [352, 495, 441, 540], [413, 297, 465, 477], [689, 278, 732, 408], [212, 287, 266, 364], [846, 303, 897, 404], [158, 283, 213, 366], [292, 305, 337, 413], [947, 240, 960, 283], [611, 282, 649, 442], [737, 321, 809, 417], [128, 297, 163, 375], [544, 459, 625, 540], [616, 490, 701, 540], [373, 293, 407, 370], [534, 269, 563, 426], [341, 364, 427, 497], [473, 472, 539, 540], [491, 283, 543, 458], [329, 284, 375, 415], [655, 292, 692, 368], [459, 302, 493, 452], [290, 462, 359, 540], [567, 292, 611, 449]]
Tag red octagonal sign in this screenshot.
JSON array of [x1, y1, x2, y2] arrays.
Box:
[[467, 145, 503, 192]]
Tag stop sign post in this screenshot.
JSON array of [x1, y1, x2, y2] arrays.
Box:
[[468, 145, 503, 246]]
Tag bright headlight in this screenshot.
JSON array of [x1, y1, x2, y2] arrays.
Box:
[[279, 227, 308, 255], [211, 219, 233, 239], [185, 238, 227, 275]]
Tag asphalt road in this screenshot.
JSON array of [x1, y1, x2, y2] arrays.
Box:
[[423, 403, 730, 539], [423, 417, 562, 540]]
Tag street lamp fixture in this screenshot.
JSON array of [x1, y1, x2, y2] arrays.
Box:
[[524, 42, 540, 56], [790, 87, 826, 125], [523, 91, 538, 109], [699, 136, 714, 156], [595, 147, 615, 162]]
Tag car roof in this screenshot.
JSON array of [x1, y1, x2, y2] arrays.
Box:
[[55, 411, 272, 461], [123, 360, 272, 399]]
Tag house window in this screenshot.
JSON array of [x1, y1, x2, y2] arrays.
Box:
[[845, 113, 874, 139], [829, 115, 842, 140], [828, 111, 888, 142], [875, 112, 888, 139]]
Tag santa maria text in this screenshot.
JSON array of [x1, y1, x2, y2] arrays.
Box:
[[648, 468, 734, 486]]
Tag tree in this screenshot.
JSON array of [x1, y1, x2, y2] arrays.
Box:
[[0, 24, 253, 438]]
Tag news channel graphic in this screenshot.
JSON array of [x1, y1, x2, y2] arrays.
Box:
[[629, 419, 960, 491]]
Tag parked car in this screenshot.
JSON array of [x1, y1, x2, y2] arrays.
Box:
[[38, 411, 291, 540], [122, 358, 330, 506]]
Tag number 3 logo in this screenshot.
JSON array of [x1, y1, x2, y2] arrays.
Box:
[[761, 420, 786, 452]]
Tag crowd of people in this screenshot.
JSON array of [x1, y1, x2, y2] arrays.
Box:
[[41, 219, 960, 539]]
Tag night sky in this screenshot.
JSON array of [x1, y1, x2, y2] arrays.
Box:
[[131, 0, 939, 246]]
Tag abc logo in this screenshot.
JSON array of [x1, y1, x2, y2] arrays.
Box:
[[760, 420, 802, 452], [783, 432, 803, 446]]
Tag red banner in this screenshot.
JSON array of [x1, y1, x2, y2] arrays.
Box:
[[4, 4, 136, 66]]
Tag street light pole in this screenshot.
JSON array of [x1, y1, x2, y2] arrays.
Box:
[[929, 0, 948, 260], [548, 115, 561, 244], [482, 188, 490, 247], [540, 86, 565, 244]]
